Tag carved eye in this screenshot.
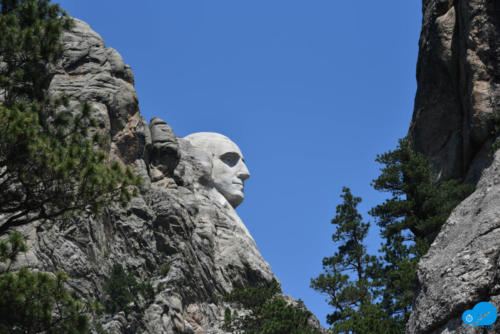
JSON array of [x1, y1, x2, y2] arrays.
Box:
[[219, 152, 240, 167]]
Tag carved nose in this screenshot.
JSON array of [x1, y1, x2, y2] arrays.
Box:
[[238, 164, 250, 181]]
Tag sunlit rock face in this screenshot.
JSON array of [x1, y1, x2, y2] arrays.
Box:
[[407, 1, 500, 333], [2, 18, 326, 334], [141, 127, 275, 333], [184, 132, 250, 208]]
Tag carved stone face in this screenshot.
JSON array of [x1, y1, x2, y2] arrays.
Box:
[[184, 132, 250, 208]]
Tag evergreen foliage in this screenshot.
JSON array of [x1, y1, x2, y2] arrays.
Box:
[[0, 2, 142, 330], [243, 298, 321, 334], [224, 280, 322, 334], [310, 187, 396, 333], [0, 233, 98, 333], [224, 279, 281, 310], [0, 231, 27, 267], [160, 263, 170, 276], [313, 139, 474, 332], [369, 138, 474, 325], [103, 263, 154, 315], [0, 0, 141, 235], [223, 307, 232, 330], [370, 138, 473, 249], [0, 0, 72, 105]]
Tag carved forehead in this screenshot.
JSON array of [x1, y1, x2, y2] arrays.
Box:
[[184, 132, 243, 157]]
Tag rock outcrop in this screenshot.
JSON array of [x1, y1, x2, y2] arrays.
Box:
[[407, 1, 500, 333], [408, 0, 500, 184], [408, 150, 500, 333], [5, 19, 322, 333]]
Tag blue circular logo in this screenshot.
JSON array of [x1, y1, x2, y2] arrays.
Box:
[[462, 302, 497, 326]]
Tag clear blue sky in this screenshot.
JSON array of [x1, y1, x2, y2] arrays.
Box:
[[57, 0, 422, 326]]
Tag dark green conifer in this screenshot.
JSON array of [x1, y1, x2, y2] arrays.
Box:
[[311, 187, 393, 333], [225, 280, 322, 334], [103, 264, 137, 315], [0, 1, 142, 332], [103, 263, 154, 316], [0, 0, 141, 234], [0, 233, 99, 333], [370, 138, 474, 327], [312, 140, 473, 332]]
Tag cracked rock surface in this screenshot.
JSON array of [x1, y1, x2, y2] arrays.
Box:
[[408, 0, 500, 183], [407, 1, 500, 333], [4, 19, 324, 333], [408, 150, 500, 333]]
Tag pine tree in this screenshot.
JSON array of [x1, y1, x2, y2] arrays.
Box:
[[0, 0, 141, 234], [224, 280, 322, 334], [0, 1, 141, 331], [103, 263, 154, 316], [103, 264, 138, 315], [369, 138, 474, 327], [0, 232, 100, 333], [310, 187, 393, 334]]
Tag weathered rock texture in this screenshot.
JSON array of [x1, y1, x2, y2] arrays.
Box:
[[6, 19, 323, 333], [407, 1, 500, 333], [409, 0, 500, 183]]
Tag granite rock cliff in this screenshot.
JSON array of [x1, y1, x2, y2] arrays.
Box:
[[409, 0, 500, 184], [6, 19, 322, 333], [407, 0, 500, 333]]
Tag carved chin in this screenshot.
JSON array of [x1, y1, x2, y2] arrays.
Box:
[[214, 182, 245, 208], [228, 194, 244, 208], [221, 191, 244, 208]]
